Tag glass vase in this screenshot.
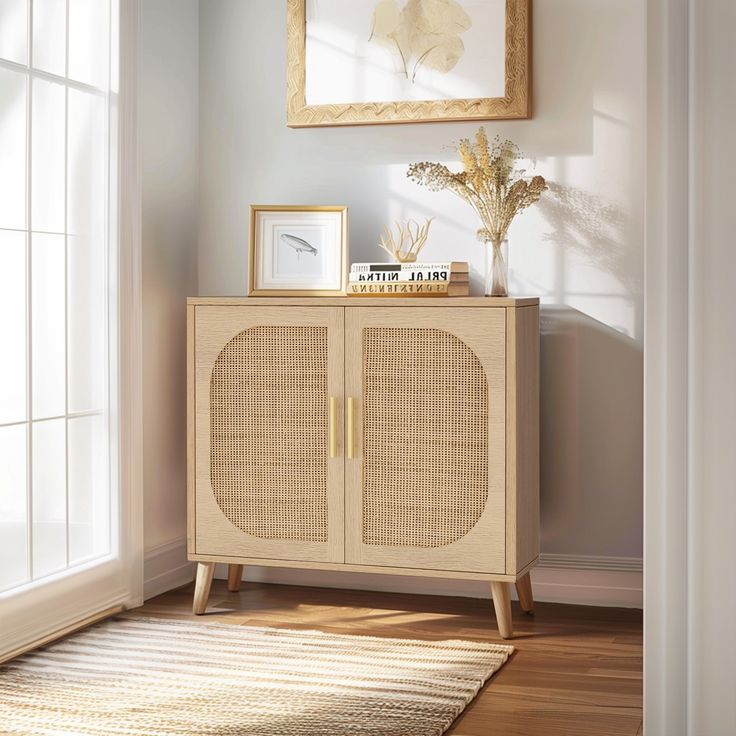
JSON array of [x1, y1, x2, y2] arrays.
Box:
[[484, 239, 509, 297]]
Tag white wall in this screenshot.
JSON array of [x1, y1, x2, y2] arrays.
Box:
[[140, 0, 199, 592], [197, 0, 645, 580]]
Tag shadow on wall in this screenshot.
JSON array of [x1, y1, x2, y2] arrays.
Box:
[[540, 182, 640, 298], [533, 183, 643, 558], [540, 306, 643, 557]]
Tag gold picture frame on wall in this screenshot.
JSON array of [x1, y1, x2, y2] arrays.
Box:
[[248, 205, 349, 296], [286, 0, 531, 127]]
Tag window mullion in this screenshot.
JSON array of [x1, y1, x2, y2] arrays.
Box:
[[0, 410, 105, 430], [63, 20, 70, 570], [105, 0, 113, 552], [0, 58, 108, 97], [65, 0, 69, 80], [61, 0, 70, 571], [25, 0, 34, 583]]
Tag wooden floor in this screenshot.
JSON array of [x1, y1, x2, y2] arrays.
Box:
[[136, 580, 643, 736]]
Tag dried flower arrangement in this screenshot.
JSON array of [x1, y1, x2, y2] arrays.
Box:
[[378, 218, 434, 263], [407, 128, 547, 295]]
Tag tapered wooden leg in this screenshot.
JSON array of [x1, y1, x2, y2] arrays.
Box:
[[193, 562, 215, 615], [227, 564, 244, 592], [490, 581, 513, 639], [516, 572, 534, 614]]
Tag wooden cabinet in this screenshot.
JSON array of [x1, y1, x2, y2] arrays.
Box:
[[188, 297, 540, 638]]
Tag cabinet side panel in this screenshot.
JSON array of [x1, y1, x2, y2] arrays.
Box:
[[187, 304, 196, 555], [507, 305, 540, 574]]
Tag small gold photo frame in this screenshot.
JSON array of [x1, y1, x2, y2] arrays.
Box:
[[287, 0, 532, 127], [248, 205, 348, 296]]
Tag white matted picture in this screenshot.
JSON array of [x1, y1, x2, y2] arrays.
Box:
[[286, 0, 531, 126], [248, 206, 348, 295]]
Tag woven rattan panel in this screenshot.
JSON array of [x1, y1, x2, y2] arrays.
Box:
[[362, 327, 488, 548], [210, 326, 328, 542]]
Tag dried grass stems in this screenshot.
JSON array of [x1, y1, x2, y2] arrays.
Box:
[[408, 128, 547, 247], [378, 218, 434, 263]]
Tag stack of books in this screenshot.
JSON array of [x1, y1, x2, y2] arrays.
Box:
[[347, 262, 470, 297]]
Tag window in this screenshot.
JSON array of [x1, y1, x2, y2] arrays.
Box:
[[0, 0, 118, 593]]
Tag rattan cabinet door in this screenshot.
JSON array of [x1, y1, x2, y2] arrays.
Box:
[[193, 306, 344, 563], [345, 307, 506, 574]]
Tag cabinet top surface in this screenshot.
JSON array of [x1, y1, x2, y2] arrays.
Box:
[[188, 296, 540, 307]]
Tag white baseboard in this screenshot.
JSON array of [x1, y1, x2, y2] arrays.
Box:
[[143, 539, 195, 600], [537, 553, 643, 573], [530, 565, 642, 607], [145, 538, 642, 608], [532, 554, 642, 607]]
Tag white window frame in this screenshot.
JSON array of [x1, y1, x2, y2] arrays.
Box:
[[0, 0, 142, 662]]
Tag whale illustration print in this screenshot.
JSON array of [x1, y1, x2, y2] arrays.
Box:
[[280, 233, 318, 259]]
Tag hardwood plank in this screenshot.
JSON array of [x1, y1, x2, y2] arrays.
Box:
[[132, 581, 642, 735]]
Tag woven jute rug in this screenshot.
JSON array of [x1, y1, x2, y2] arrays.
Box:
[[0, 616, 513, 736]]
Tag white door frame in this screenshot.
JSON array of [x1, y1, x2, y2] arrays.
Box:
[[644, 0, 689, 731], [116, 0, 144, 611], [0, 0, 143, 662], [119, 0, 144, 608], [645, 0, 736, 733]]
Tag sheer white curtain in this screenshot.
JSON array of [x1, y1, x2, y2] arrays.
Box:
[[0, 0, 141, 659]]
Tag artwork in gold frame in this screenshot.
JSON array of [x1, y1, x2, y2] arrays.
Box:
[[248, 205, 349, 296], [286, 0, 532, 127]]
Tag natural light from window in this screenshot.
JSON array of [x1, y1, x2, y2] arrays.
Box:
[[0, 0, 118, 593]]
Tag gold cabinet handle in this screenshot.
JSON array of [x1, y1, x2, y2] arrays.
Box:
[[347, 397, 355, 459], [329, 396, 338, 459]]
